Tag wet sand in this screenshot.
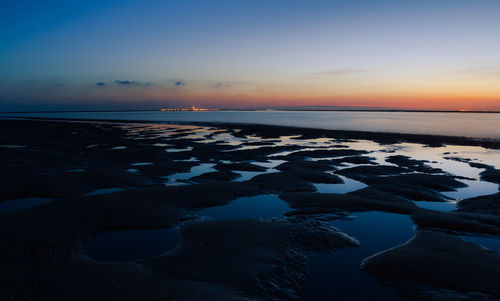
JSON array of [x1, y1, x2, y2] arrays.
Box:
[[0, 118, 499, 300]]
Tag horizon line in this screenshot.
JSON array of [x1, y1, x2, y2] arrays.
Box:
[[1, 108, 500, 114]]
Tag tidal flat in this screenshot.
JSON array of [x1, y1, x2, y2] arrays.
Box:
[[0, 118, 499, 300]]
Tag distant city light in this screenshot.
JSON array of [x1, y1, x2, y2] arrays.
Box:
[[160, 106, 220, 112]]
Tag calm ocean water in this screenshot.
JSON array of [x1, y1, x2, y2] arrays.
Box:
[[3, 110, 500, 139]]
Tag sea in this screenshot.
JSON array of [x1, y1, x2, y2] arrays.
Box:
[[2, 110, 500, 139]]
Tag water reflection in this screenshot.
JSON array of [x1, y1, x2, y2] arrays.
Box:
[[131, 162, 154, 166], [460, 235, 500, 253], [300, 212, 414, 300], [165, 146, 193, 152], [197, 194, 289, 220], [253, 159, 287, 169], [442, 179, 498, 201], [314, 175, 367, 194], [165, 163, 216, 185], [0, 197, 53, 214], [413, 200, 456, 212], [86, 188, 124, 196], [233, 169, 279, 182]]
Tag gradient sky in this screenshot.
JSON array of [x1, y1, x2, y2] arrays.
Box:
[[1, 0, 500, 111]]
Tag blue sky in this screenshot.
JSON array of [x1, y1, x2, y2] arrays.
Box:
[[1, 0, 500, 110]]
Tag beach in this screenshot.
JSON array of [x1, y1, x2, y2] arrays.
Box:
[[1, 118, 499, 300]]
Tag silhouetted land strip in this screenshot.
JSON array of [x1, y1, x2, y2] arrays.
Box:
[[2, 109, 500, 113]]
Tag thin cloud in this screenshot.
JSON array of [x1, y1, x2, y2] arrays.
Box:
[[214, 82, 230, 88], [175, 81, 185, 86], [95, 82, 106, 86], [449, 67, 500, 78]]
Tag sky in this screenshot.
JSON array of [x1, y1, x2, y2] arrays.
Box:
[[1, 0, 500, 111]]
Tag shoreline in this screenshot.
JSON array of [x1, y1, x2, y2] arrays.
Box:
[[1, 118, 499, 300], [2, 109, 500, 114], [3, 116, 500, 149]]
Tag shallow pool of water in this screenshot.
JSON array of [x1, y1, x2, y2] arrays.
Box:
[[165, 146, 193, 152], [314, 175, 367, 194], [167, 163, 216, 182], [460, 235, 500, 253], [233, 169, 279, 182], [0, 197, 53, 213], [413, 200, 457, 212], [173, 157, 199, 162], [252, 159, 287, 169], [197, 194, 289, 220], [131, 162, 154, 166], [86, 188, 124, 196], [442, 179, 498, 201], [300, 211, 414, 301]]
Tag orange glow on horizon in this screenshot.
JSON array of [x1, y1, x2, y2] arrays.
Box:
[[13, 79, 499, 111], [130, 80, 500, 111], [149, 92, 500, 111]]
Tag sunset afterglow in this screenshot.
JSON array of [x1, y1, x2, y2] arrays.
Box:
[[1, 0, 499, 111]]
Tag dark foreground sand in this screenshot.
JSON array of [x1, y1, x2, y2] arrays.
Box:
[[0, 119, 499, 300]]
